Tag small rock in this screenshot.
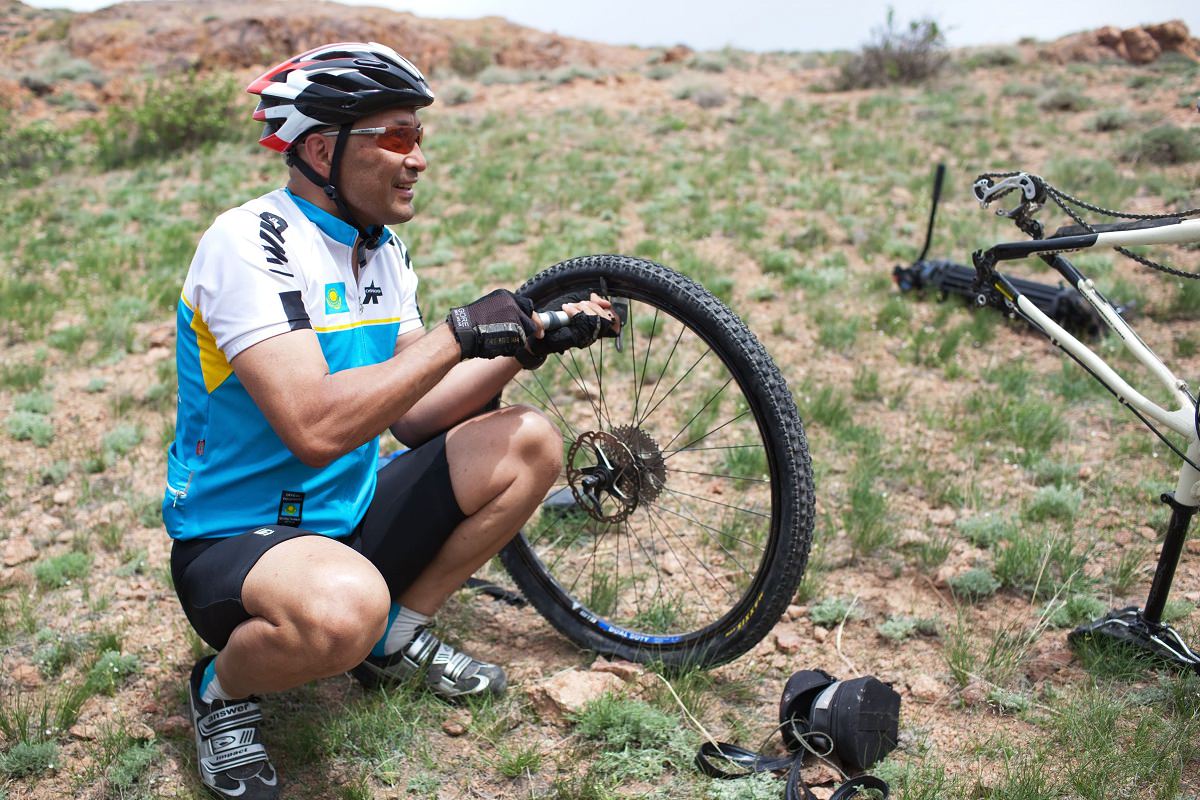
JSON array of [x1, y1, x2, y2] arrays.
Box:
[[2, 537, 36, 567], [1077, 465, 1093, 480], [801, 761, 842, 787], [52, 489, 73, 506], [786, 604, 806, 621], [442, 718, 469, 737], [898, 528, 929, 547], [908, 674, 942, 702], [128, 722, 156, 741], [147, 324, 175, 347], [589, 659, 644, 682], [812, 625, 828, 643], [928, 507, 957, 526], [158, 715, 191, 738], [572, 381, 597, 401], [775, 629, 803, 655], [69, 722, 101, 740], [1140, 526, 1158, 541], [960, 681, 987, 707], [527, 669, 625, 723], [13, 663, 43, 688], [1026, 645, 1075, 683]]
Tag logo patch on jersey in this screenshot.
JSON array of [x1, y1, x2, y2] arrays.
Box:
[[277, 491, 305, 526], [362, 282, 383, 305], [258, 212, 291, 275], [325, 283, 348, 315]]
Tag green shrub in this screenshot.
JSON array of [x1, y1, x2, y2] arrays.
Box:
[[6, 411, 54, 447], [1121, 125, 1200, 165], [1036, 88, 1091, 112], [1087, 108, 1135, 132], [439, 82, 475, 106], [1047, 593, 1108, 628], [102, 423, 143, 457], [1022, 485, 1082, 524], [86, 650, 140, 695], [836, 11, 948, 90], [810, 596, 864, 626], [94, 72, 242, 169], [0, 114, 74, 185], [964, 47, 1021, 68], [33, 552, 91, 589], [448, 43, 492, 77], [957, 514, 1013, 548], [106, 742, 157, 792], [948, 568, 1000, 600], [0, 740, 58, 778], [571, 694, 674, 749]]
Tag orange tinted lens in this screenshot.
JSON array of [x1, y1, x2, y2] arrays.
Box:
[[377, 125, 422, 154]]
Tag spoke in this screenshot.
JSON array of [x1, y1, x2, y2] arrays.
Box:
[[587, 339, 613, 433], [635, 323, 687, 427], [629, 301, 642, 425], [627, 512, 667, 615], [662, 443, 763, 456], [664, 410, 753, 461], [633, 305, 660, 426], [532, 515, 604, 573], [656, 503, 758, 575], [566, 524, 605, 597], [661, 486, 771, 519], [512, 372, 580, 441], [644, 505, 723, 612], [662, 377, 733, 452], [646, 504, 738, 602], [665, 467, 770, 484], [622, 514, 643, 619], [565, 348, 606, 431], [638, 347, 711, 429]]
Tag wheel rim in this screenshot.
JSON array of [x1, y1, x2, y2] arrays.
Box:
[[504, 269, 785, 649]]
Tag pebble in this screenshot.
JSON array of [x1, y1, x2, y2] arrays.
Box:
[[2, 538, 37, 567], [52, 489, 73, 506], [786, 604, 806, 621], [908, 674, 942, 702], [775, 630, 803, 654], [158, 715, 191, 737], [442, 719, 468, 737], [12, 663, 43, 688], [812, 625, 829, 643]]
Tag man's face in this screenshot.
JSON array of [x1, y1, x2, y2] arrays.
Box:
[[337, 106, 427, 227]]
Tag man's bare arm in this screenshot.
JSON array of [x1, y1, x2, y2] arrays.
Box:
[[232, 323, 461, 467], [388, 329, 520, 446]]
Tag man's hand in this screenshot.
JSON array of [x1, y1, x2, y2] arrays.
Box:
[[516, 291, 620, 369], [447, 289, 540, 360]]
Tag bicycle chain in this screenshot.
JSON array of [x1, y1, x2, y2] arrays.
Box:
[[977, 171, 1200, 280]]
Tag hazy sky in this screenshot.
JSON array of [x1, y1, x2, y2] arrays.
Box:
[[22, 0, 1200, 52]]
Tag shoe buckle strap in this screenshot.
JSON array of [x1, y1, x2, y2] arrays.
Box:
[[199, 701, 263, 736], [201, 742, 269, 774], [204, 726, 258, 755]]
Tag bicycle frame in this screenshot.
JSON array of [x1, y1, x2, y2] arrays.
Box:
[[972, 174, 1200, 671]]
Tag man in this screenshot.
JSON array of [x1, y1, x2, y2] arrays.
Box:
[[163, 42, 617, 799]]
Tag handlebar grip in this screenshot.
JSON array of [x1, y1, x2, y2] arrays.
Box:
[[536, 310, 571, 331]]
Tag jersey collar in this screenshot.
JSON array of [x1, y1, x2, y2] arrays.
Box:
[[285, 189, 393, 250]]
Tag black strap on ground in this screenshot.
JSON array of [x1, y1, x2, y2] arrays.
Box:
[[462, 577, 527, 606], [695, 741, 888, 799]]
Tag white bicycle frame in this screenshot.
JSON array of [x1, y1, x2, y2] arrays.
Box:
[[975, 196, 1200, 505]]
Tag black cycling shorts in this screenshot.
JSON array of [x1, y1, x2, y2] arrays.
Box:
[[170, 433, 466, 650]]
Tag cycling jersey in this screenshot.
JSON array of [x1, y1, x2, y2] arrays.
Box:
[[163, 188, 424, 541]]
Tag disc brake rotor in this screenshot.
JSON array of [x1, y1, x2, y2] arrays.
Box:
[[565, 427, 668, 523]]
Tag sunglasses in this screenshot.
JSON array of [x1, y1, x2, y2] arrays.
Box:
[[320, 124, 424, 154]]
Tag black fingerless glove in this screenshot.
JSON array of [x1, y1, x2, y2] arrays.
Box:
[[514, 291, 620, 370], [447, 289, 537, 360]]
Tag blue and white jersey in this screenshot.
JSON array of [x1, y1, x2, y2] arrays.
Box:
[[163, 188, 424, 541]]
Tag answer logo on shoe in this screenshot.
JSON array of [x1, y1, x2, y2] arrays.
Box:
[[324, 282, 348, 315], [251, 528, 275, 537]]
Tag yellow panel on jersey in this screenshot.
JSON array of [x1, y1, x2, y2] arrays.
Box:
[[191, 309, 233, 394]]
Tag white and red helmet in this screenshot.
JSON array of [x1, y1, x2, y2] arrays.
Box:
[[247, 42, 435, 153]]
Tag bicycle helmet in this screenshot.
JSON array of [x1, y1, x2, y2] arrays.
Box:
[[248, 41, 434, 153], [246, 42, 435, 258]]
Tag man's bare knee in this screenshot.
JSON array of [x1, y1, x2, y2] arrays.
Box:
[[507, 405, 562, 482], [291, 572, 389, 672]]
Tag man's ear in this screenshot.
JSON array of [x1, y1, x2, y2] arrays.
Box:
[[294, 133, 334, 180]]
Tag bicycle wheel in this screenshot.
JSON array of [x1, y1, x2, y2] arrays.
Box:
[[499, 255, 813, 668]]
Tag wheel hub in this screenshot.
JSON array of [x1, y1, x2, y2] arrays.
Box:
[[566, 427, 667, 523]]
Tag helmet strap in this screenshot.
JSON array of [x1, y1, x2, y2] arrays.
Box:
[[292, 124, 380, 267]]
